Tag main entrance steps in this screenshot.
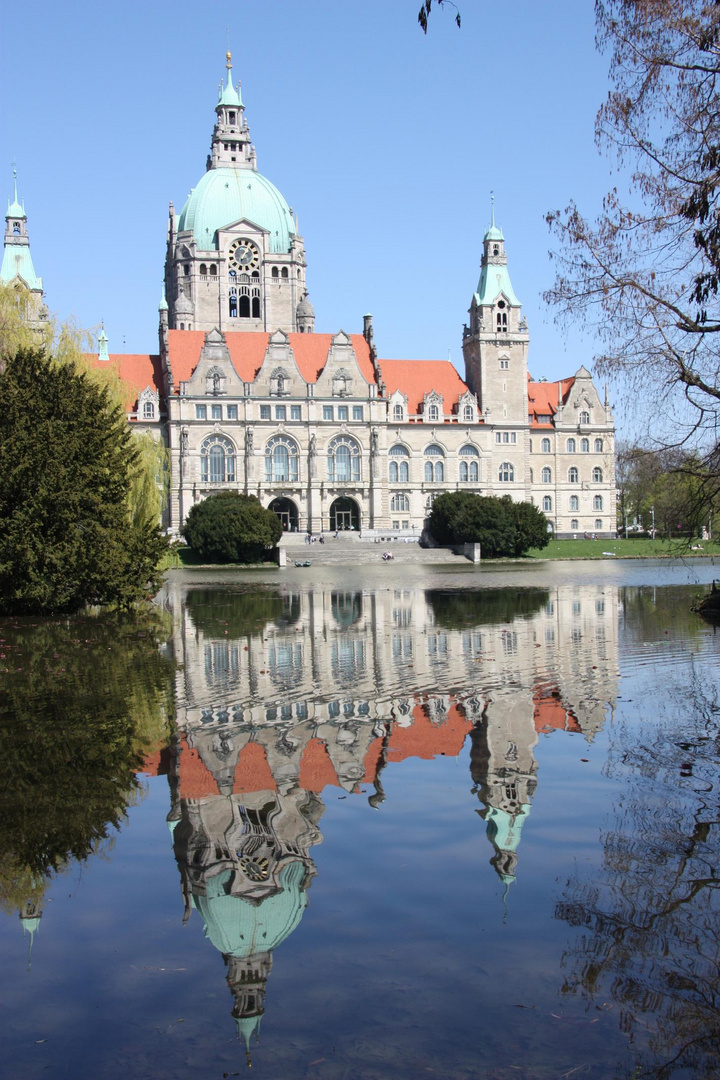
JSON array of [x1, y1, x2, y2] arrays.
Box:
[[278, 533, 467, 566]]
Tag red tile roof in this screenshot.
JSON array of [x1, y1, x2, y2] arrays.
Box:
[[167, 330, 375, 388], [379, 358, 470, 415], [87, 354, 162, 412], [527, 377, 575, 427], [233, 741, 277, 794]]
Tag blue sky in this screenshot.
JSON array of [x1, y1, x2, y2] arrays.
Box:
[[2, 0, 612, 383]]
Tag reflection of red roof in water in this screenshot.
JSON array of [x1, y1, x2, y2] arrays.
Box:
[[233, 742, 277, 794], [299, 738, 340, 792], [178, 735, 219, 799], [533, 688, 581, 733], [139, 745, 170, 776], [172, 698, 474, 798]]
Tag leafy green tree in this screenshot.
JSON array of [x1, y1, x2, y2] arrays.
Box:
[[508, 498, 550, 556], [428, 492, 547, 556], [182, 492, 282, 564], [0, 347, 168, 614]]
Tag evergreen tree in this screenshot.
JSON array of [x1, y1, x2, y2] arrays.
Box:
[[0, 347, 168, 614], [428, 491, 549, 557], [182, 492, 282, 564]]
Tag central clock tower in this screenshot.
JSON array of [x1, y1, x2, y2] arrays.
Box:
[[165, 53, 314, 334]]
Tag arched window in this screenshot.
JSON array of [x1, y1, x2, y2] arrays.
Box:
[[424, 445, 444, 481], [569, 495, 579, 511], [390, 494, 410, 512], [281, 267, 289, 279], [201, 435, 236, 483], [328, 435, 361, 482], [496, 300, 508, 333], [427, 404, 440, 421], [142, 401, 155, 419], [389, 445, 410, 483], [541, 466, 552, 483], [541, 438, 551, 453], [265, 435, 299, 483], [569, 466, 579, 483], [580, 410, 590, 424], [393, 403, 404, 421], [567, 438, 576, 453], [229, 295, 238, 318], [594, 438, 603, 453], [543, 495, 552, 512], [571, 518, 579, 530], [210, 265, 217, 276], [499, 461, 514, 482], [581, 438, 590, 453], [200, 263, 207, 276], [592, 467, 603, 483], [594, 495, 603, 511], [595, 519, 603, 530], [12, 222, 20, 235], [459, 445, 479, 483], [252, 294, 261, 318], [239, 294, 250, 318], [463, 405, 474, 421], [272, 266, 279, 278]]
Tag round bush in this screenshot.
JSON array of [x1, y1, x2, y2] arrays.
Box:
[[182, 493, 282, 564]]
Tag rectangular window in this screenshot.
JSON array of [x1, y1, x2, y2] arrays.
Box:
[[393, 520, 399, 530], [195, 404, 207, 420], [290, 405, 302, 420], [260, 405, 271, 420], [211, 404, 222, 420], [337, 405, 349, 421], [323, 405, 333, 420], [495, 432, 501, 443], [275, 405, 286, 420], [352, 406, 363, 421], [227, 405, 238, 420], [402, 520, 409, 529]]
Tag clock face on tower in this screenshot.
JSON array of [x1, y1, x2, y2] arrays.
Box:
[[229, 238, 261, 272]]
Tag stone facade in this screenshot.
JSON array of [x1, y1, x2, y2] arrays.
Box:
[[3, 56, 616, 538]]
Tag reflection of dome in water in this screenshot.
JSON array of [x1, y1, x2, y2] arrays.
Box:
[[194, 858, 308, 957]]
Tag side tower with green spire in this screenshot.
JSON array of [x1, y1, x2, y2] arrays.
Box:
[[462, 204, 529, 428], [1, 167, 48, 331], [165, 53, 312, 335]]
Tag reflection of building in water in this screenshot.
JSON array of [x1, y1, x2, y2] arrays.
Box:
[[155, 581, 619, 1044]]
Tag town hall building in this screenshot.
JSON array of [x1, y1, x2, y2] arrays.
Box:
[[2, 54, 616, 539]]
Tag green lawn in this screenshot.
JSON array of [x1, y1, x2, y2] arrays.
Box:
[[160, 546, 277, 570], [524, 537, 720, 560]]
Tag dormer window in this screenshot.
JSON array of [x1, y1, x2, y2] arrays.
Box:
[[580, 410, 590, 424], [393, 403, 404, 422], [143, 401, 155, 419], [463, 405, 474, 421], [427, 404, 439, 421]]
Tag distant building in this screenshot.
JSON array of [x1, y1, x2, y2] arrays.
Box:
[[2, 55, 616, 538]]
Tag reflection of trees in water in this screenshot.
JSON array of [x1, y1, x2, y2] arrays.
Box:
[[0, 611, 174, 915], [426, 587, 549, 630], [555, 666, 720, 1078], [185, 587, 301, 639], [620, 585, 708, 645]]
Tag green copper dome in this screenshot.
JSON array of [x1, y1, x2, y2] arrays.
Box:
[[194, 859, 308, 958], [177, 167, 296, 254]]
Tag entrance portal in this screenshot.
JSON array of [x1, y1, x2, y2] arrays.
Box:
[[269, 497, 299, 532], [329, 496, 360, 532]]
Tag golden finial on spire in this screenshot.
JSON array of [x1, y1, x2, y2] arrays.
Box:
[[226, 50, 232, 68]]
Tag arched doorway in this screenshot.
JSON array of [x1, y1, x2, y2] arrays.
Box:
[[269, 497, 299, 532], [329, 496, 360, 532]]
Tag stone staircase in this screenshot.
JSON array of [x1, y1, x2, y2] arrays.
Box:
[[278, 533, 467, 566]]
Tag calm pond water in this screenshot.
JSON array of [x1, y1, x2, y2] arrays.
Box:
[[2, 559, 720, 1080]]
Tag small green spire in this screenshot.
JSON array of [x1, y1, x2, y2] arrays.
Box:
[[98, 325, 110, 361], [218, 51, 243, 108], [159, 283, 168, 311], [7, 164, 25, 219]]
